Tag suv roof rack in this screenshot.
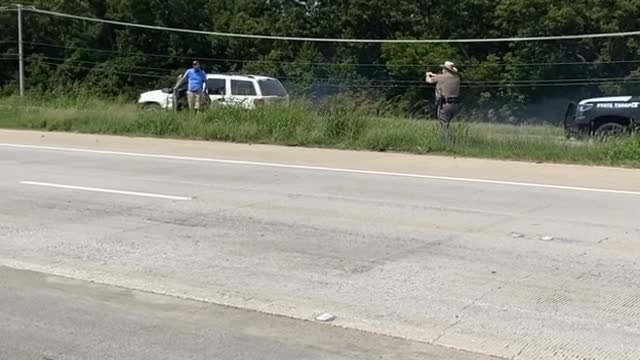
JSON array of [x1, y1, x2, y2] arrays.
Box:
[[223, 72, 254, 77]]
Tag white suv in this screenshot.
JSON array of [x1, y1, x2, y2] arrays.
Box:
[[138, 74, 290, 110]]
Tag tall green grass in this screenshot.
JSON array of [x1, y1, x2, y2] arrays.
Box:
[[1, 97, 639, 167]]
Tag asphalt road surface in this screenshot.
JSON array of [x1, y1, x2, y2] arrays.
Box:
[[1, 130, 640, 360], [2, 266, 491, 360]]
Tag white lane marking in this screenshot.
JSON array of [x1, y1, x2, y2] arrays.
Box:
[[20, 181, 192, 201], [3, 143, 640, 196]]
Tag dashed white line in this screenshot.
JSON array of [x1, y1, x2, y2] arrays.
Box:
[[3, 143, 640, 196], [20, 181, 192, 201]]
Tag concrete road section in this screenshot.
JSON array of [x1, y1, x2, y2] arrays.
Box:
[[1, 130, 640, 360], [2, 266, 496, 360]]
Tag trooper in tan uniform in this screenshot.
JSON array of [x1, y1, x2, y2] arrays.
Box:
[[426, 61, 461, 143]]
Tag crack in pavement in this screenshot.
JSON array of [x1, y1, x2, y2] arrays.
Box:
[[430, 287, 496, 344], [512, 343, 529, 360]]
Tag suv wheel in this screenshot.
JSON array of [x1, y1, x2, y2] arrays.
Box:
[[594, 122, 628, 139], [142, 103, 161, 111]]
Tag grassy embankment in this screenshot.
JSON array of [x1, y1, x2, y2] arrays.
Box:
[[0, 97, 639, 167]]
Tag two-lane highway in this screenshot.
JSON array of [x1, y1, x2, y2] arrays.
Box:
[[1, 130, 640, 360]]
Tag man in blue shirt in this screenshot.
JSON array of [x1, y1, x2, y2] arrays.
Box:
[[182, 60, 207, 111]]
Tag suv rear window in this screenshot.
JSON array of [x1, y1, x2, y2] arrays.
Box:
[[258, 79, 287, 97], [231, 80, 257, 96], [206, 78, 226, 95]]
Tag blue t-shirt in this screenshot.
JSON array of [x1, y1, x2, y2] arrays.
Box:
[[183, 68, 206, 92]]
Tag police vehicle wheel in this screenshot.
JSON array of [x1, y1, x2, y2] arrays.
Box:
[[594, 122, 627, 139], [564, 128, 573, 140]]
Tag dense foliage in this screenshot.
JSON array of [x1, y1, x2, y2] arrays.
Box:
[[1, 0, 640, 120]]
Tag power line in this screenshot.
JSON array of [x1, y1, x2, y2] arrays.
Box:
[[26, 7, 640, 44], [35, 58, 640, 87], [27, 41, 425, 67], [27, 42, 296, 65], [462, 81, 640, 88], [26, 41, 640, 69], [385, 59, 640, 67], [34, 60, 639, 89], [314, 81, 640, 89], [37, 55, 179, 72], [32, 56, 635, 85], [39, 60, 168, 79], [295, 76, 636, 85]]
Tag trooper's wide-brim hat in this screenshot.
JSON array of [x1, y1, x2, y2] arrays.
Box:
[[441, 61, 459, 73]]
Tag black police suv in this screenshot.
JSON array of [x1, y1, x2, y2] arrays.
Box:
[[565, 96, 639, 138]]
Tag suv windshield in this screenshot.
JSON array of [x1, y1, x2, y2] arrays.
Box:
[[258, 79, 287, 97]]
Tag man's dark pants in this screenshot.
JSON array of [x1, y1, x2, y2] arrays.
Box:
[[437, 103, 461, 143]]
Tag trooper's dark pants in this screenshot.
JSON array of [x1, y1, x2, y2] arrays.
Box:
[[437, 103, 461, 143]]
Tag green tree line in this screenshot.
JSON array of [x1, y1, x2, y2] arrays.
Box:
[[1, 0, 640, 120]]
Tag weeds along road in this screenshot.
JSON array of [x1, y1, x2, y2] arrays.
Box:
[[1, 129, 640, 360]]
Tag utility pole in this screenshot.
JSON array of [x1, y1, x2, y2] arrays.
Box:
[[0, 4, 33, 97], [17, 3, 24, 97]]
